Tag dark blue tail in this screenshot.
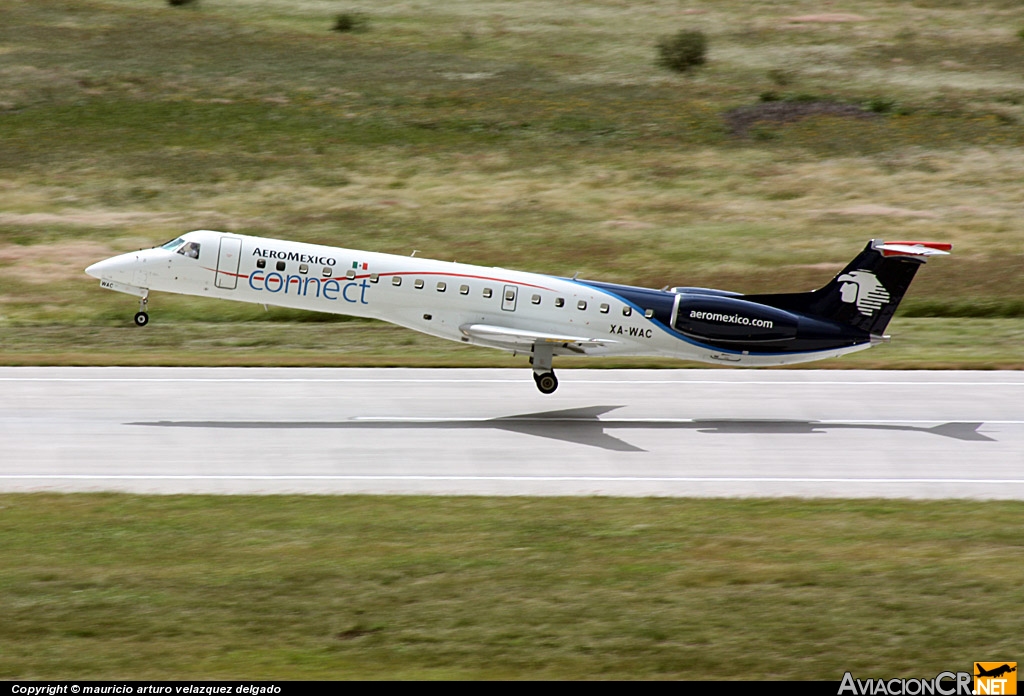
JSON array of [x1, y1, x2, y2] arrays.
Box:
[[744, 240, 948, 335]]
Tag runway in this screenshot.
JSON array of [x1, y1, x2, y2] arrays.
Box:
[[2, 367, 1022, 499]]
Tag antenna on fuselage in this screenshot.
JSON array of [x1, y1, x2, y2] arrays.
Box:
[[411, 250, 419, 257]]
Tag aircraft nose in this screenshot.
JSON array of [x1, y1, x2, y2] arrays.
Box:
[[85, 257, 116, 279], [85, 254, 136, 280]]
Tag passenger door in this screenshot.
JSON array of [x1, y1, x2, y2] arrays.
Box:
[[214, 237, 242, 290]]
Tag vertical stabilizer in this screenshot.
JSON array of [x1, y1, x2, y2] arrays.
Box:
[[744, 240, 951, 335]]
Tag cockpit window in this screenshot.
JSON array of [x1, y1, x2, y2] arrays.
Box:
[[161, 237, 185, 251], [176, 241, 201, 259]]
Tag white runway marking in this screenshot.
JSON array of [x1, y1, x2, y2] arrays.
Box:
[[3, 377, 1023, 386], [347, 417, 1024, 424], [3, 475, 1023, 485]]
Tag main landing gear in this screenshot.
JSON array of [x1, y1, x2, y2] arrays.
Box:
[[530, 342, 558, 394], [133, 293, 150, 327], [533, 371, 558, 394]]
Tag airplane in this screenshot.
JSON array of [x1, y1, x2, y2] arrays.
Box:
[[85, 231, 951, 393], [975, 665, 1016, 679]]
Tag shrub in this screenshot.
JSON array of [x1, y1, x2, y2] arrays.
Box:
[[167, 0, 197, 6], [332, 12, 369, 33], [656, 30, 707, 73], [866, 97, 897, 113]]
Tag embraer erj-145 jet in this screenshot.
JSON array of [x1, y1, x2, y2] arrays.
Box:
[[86, 232, 950, 393]]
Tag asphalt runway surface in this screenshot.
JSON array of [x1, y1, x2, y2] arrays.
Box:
[[2, 367, 1022, 499]]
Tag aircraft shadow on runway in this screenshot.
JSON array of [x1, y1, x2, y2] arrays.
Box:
[[130, 406, 995, 453]]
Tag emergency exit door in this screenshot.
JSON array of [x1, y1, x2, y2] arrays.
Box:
[[215, 237, 242, 289]]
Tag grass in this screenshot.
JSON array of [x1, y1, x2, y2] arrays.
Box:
[[0, 318, 1021, 368], [2, 494, 1022, 679]]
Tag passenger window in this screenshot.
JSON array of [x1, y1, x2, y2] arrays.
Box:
[[346, 269, 356, 280], [599, 303, 609, 314], [370, 273, 379, 283], [414, 279, 424, 289], [322, 266, 332, 277], [505, 289, 516, 302], [555, 297, 565, 308], [459, 285, 469, 295], [622, 306, 632, 317], [276, 261, 286, 272], [577, 300, 587, 310], [437, 281, 446, 292], [392, 276, 402, 286], [299, 263, 308, 274], [531, 294, 541, 305], [483, 288, 493, 298], [644, 308, 655, 318], [256, 258, 266, 269]]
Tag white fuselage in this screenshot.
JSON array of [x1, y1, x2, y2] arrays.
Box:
[[85, 230, 872, 366]]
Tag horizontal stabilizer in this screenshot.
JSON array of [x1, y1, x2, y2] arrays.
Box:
[[874, 241, 952, 257], [460, 323, 617, 348]]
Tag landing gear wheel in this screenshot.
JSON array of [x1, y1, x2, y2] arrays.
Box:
[[534, 371, 558, 394], [134, 293, 150, 327]]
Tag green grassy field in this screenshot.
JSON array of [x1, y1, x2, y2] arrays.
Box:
[[1, 317, 1022, 368], [0, 0, 1022, 366], [2, 494, 1022, 679]]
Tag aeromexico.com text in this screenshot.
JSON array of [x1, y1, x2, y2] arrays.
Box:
[[690, 310, 774, 329]]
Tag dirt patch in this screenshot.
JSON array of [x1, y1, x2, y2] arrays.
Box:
[[602, 219, 655, 230], [0, 240, 117, 284], [786, 14, 867, 23], [724, 101, 877, 136], [0, 211, 179, 227], [825, 204, 938, 219]]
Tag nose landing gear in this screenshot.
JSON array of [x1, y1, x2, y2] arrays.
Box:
[[133, 293, 150, 327]]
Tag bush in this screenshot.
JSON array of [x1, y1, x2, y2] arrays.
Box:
[[167, 0, 197, 6], [656, 30, 707, 73], [332, 12, 369, 33], [865, 97, 897, 113]]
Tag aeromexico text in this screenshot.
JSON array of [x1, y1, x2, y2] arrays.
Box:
[[253, 247, 337, 267]]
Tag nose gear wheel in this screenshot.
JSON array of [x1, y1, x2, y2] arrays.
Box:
[[134, 294, 150, 327]]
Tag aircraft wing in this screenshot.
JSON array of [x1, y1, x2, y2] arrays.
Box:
[[459, 323, 617, 350]]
